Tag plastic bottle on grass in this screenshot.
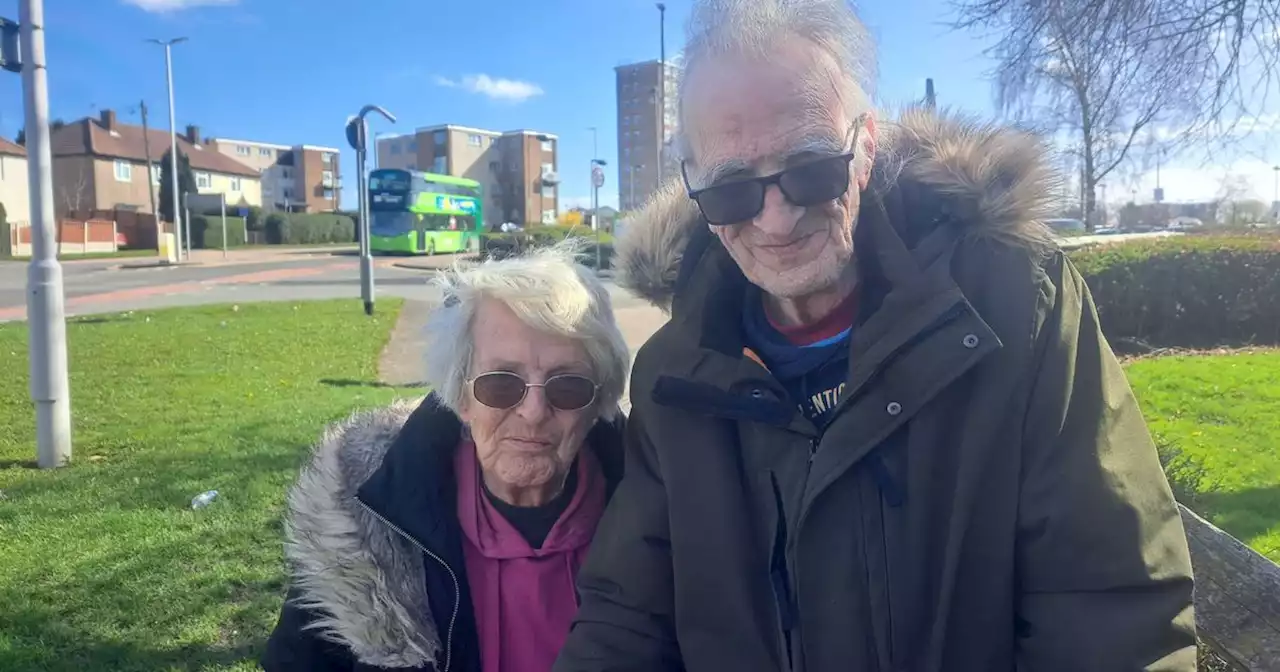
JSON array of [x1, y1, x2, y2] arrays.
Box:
[[191, 490, 219, 510]]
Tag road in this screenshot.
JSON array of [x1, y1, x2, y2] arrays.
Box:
[[0, 251, 658, 323]]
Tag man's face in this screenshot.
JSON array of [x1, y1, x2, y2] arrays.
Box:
[[682, 39, 876, 300]]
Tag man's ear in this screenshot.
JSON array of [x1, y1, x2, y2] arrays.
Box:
[[857, 113, 878, 190]]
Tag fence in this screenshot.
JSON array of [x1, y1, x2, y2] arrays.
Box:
[[6, 219, 120, 257], [67, 209, 159, 250]]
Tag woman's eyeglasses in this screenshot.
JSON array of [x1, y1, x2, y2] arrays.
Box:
[[467, 371, 599, 411], [682, 115, 867, 226]]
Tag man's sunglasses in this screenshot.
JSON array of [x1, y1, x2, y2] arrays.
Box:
[[682, 154, 856, 225], [467, 371, 599, 411], [682, 116, 867, 226]]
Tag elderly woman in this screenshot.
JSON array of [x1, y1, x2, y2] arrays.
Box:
[[262, 243, 630, 672]]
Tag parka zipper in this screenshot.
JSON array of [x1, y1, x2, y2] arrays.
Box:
[[356, 497, 459, 672]]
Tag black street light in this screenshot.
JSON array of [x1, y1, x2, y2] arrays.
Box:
[[345, 105, 396, 316]]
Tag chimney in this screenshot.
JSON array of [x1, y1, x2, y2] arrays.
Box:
[[185, 124, 200, 144], [100, 109, 117, 130]]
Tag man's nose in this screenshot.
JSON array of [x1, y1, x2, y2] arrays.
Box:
[[752, 183, 803, 237]]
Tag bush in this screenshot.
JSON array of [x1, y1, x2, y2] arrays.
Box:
[[264, 213, 355, 245], [1071, 235, 1280, 347], [187, 216, 248, 249]]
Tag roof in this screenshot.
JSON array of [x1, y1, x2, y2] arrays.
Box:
[[52, 117, 260, 178], [0, 137, 25, 158], [207, 137, 293, 151]]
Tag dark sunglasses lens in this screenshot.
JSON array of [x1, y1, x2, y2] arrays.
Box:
[[780, 156, 852, 206], [544, 375, 597, 411], [696, 182, 765, 225], [472, 372, 527, 409]]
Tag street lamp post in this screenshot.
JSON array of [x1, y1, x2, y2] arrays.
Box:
[[657, 2, 666, 184], [6, 0, 73, 467], [345, 105, 397, 316], [1272, 165, 1278, 226], [147, 37, 187, 261], [591, 155, 608, 272]]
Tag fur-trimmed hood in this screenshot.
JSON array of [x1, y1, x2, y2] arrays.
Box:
[[275, 396, 627, 670], [282, 399, 445, 669], [614, 108, 1060, 311]]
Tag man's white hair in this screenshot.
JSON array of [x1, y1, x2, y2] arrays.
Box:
[[422, 240, 630, 420], [677, 0, 878, 167]]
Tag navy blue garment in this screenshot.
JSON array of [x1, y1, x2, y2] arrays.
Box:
[[742, 287, 853, 428]]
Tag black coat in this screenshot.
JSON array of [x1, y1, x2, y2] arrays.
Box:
[[263, 396, 625, 672]]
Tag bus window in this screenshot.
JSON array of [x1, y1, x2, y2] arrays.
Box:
[[371, 211, 414, 236]]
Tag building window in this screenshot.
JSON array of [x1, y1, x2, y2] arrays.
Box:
[[259, 147, 273, 157], [542, 209, 555, 224], [196, 172, 211, 189], [541, 162, 553, 175], [236, 145, 250, 156], [432, 156, 446, 174], [390, 143, 401, 155], [321, 152, 334, 165], [229, 177, 242, 191], [542, 184, 555, 198], [151, 164, 162, 185], [433, 130, 446, 146], [541, 139, 554, 152], [468, 134, 483, 147], [407, 141, 417, 153], [113, 160, 132, 182], [283, 188, 294, 200], [321, 170, 334, 187]]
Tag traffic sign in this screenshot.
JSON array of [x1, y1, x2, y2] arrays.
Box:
[[592, 165, 605, 189], [238, 207, 248, 217]]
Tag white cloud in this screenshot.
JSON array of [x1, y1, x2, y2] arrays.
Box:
[[123, 0, 237, 11], [433, 73, 544, 103]]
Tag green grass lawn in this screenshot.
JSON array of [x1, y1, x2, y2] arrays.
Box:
[[1126, 350, 1280, 562], [0, 300, 417, 671]]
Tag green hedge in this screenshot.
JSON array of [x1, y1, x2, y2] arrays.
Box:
[[1071, 235, 1280, 347], [188, 216, 248, 249], [480, 234, 614, 269], [265, 213, 356, 245]]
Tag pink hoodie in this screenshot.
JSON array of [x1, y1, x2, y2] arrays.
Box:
[[454, 441, 607, 672]]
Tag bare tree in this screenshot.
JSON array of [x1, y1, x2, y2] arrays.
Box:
[[954, 0, 1215, 230], [954, 0, 1280, 142], [58, 162, 90, 217]]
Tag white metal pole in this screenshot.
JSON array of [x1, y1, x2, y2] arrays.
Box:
[[357, 121, 374, 315], [21, 0, 72, 468], [163, 43, 183, 260]]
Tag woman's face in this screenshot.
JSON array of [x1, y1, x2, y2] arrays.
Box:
[[459, 298, 599, 506]]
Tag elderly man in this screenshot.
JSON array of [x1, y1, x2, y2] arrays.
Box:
[[555, 0, 1196, 670]]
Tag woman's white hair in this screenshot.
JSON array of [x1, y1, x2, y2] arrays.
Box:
[[422, 239, 630, 420], [677, 0, 879, 172]]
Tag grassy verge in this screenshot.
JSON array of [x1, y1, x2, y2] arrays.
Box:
[[1126, 350, 1280, 562], [0, 300, 416, 671]]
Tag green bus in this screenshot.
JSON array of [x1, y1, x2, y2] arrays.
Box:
[[368, 168, 484, 255]]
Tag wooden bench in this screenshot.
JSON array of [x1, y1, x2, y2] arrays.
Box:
[[1181, 504, 1280, 670]]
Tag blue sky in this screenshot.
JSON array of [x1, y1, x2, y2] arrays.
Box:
[[0, 0, 1275, 209]]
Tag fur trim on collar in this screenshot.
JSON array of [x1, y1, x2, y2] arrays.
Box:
[[282, 399, 442, 669], [613, 108, 1059, 311]]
